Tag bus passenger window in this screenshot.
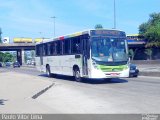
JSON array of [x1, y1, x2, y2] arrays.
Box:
[[43, 44, 48, 56], [47, 43, 51, 55], [56, 41, 63, 55], [64, 39, 70, 54], [36, 45, 40, 56], [71, 37, 81, 54]]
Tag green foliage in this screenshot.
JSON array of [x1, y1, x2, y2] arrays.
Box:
[[139, 22, 148, 34], [24, 52, 28, 63], [128, 49, 134, 60], [149, 13, 160, 25], [0, 52, 4, 62], [31, 50, 35, 58], [95, 24, 103, 29], [128, 49, 138, 60], [0, 52, 13, 62], [139, 12, 160, 47], [145, 48, 152, 60], [3, 52, 13, 62], [12, 52, 17, 62]]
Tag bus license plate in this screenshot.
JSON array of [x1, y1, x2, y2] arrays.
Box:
[[110, 73, 119, 76]]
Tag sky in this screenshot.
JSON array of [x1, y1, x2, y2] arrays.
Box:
[[0, 0, 160, 41]]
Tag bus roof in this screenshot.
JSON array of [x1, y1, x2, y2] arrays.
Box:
[[36, 29, 125, 44]]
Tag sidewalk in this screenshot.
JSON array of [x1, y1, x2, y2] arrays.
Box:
[[0, 71, 55, 113], [132, 61, 160, 77]]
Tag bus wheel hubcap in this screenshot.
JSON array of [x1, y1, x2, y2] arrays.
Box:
[[75, 70, 81, 81]]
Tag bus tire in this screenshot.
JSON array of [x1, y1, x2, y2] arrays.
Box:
[[74, 69, 81, 82], [46, 65, 51, 77]]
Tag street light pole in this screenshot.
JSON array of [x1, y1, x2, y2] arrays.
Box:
[[39, 32, 43, 43], [113, 0, 116, 29], [51, 16, 56, 37]]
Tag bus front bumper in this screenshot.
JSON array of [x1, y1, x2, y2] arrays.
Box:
[[90, 68, 129, 79]]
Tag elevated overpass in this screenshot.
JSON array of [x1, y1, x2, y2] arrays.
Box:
[[0, 43, 36, 65]]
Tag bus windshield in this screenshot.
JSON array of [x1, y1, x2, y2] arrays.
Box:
[[91, 37, 128, 64]]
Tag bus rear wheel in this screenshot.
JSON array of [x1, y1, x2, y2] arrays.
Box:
[[74, 69, 81, 82], [46, 65, 51, 77]]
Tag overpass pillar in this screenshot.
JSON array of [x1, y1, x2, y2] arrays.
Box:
[[17, 50, 22, 65], [17, 49, 25, 65], [22, 49, 25, 65]]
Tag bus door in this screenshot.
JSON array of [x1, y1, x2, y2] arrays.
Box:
[[82, 38, 88, 76], [40, 45, 43, 65]]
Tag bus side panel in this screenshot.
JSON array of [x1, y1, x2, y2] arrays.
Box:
[[60, 55, 82, 76], [35, 57, 40, 71], [39, 55, 82, 76]]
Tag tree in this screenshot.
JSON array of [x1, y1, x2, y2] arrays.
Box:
[[0, 52, 4, 62], [0, 28, 2, 43], [128, 49, 134, 60], [128, 49, 138, 60], [3, 52, 13, 62], [139, 12, 160, 47], [12, 52, 17, 62], [139, 22, 148, 34], [95, 24, 103, 29], [145, 48, 152, 60], [31, 50, 35, 59], [0, 52, 13, 62]]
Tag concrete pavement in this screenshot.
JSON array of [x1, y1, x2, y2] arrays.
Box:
[[132, 60, 160, 77], [138, 64, 160, 77], [0, 71, 55, 113]]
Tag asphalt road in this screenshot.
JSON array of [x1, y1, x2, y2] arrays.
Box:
[[0, 66, 160, 114], [36, 74, 160, 113]]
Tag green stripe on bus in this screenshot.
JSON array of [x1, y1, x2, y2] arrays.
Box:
[[97, 65, 128, 72]]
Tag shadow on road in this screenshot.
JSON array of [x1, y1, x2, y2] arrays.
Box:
[[82, 78, 128, 84], [39, 74, 128, 84], [0, 99, 8, 106]]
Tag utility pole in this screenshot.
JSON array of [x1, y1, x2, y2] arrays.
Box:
[[51, 16, 56, 37]]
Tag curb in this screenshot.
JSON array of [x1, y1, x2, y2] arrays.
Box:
[[139, 71, 160, 77], [32, 83, 55, 99], [22, 65, 36, 68]]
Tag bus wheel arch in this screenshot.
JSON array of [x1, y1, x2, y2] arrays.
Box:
[[73, 65, 81, 82], [46, 64, 51, 77]]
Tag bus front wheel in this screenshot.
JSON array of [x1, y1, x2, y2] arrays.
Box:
[[74, 69, 81, 82]]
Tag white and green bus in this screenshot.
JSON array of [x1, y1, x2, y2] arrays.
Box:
[[35, 29, 130, 81]]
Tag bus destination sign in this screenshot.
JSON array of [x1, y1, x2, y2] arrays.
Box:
[[90, 30, 126, 37]]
